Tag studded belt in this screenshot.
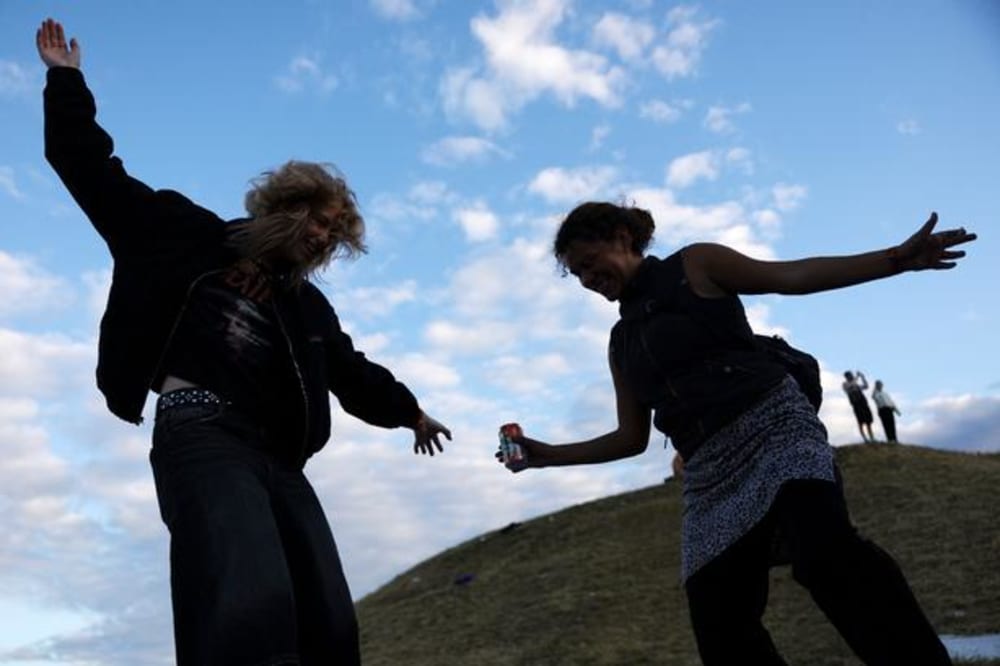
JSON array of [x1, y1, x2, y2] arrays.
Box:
[[156, 388, 227, 415]]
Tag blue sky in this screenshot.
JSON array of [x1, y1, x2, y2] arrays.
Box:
[[1, 1, 998, 663]]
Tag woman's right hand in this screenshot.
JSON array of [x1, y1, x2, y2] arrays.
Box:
[[36, 18, 81, 69], [495, 435, 554, 473]]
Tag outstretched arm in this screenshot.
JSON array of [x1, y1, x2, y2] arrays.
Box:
[[683, 213, 977, 297]]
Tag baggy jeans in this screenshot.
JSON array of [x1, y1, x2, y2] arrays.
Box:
[[150, 401, 359, 666]]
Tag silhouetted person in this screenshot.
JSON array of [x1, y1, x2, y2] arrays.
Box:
[[871, 380, 902, 443], [843, 370, 875, 442], [500, 200, 973, 666], [38, 18, 451, 665]]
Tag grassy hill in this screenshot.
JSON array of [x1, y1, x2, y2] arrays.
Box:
[[356, 444, 1000, 665]]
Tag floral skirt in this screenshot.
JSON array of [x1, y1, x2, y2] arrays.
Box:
[[680, 377, 836, 581]]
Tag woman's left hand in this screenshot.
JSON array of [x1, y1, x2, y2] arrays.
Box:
[[892, 212, 977, 272], [412, 412, 452, 456]]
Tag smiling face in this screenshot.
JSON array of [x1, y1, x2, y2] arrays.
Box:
[[239, 161, 367, 283], [295, 203, 344, 264], [562, 232, 644, 301]]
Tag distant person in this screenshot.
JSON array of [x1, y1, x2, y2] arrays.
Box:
[[843, 370, 875, 442], [38, 18, 451, 666], [871, 380, 902, 443], [500, 200, 973, 665]]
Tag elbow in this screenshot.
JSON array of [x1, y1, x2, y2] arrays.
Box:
[[618, 431, 649, 457]]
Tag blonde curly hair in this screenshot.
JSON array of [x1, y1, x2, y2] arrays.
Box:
[[231, 161, 367, 282]]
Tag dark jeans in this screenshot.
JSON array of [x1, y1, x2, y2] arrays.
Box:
[[878, 407, 899, 442], [150, 402, 359, 666], [685, 479, 952, 666]]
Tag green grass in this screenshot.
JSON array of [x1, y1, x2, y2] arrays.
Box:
[[357, 444, 1000, 665]]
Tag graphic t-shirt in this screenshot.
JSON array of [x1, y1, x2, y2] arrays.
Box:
[[160, 259, 289, 416]]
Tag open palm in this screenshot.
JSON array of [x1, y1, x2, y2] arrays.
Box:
[[36, 18, 80, 69]]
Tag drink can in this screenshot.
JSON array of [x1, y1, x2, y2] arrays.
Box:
[[498, 422, 525, 463]]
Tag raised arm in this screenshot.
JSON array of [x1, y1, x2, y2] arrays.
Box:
[[502, 348, 652, 471], [38, 18, 223, 256], [683, 213, 977, 297]]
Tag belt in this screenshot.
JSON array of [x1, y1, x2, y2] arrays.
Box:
[[156, 388, 227, 415]]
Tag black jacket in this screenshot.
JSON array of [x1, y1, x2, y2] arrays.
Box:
[[43, 67, 421, 459]]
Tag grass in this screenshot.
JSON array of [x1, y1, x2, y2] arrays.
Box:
[[356, 443, 1000, 665]]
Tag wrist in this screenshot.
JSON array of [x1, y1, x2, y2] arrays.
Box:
[[886, 246, 905, 274]]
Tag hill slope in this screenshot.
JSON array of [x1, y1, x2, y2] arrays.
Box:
[[357, 444, 1000, 665]]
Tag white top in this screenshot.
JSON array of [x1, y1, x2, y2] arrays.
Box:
[[871, 388, 897, 410]]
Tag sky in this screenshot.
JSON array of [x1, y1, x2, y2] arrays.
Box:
[[1, 0, 998, 663]]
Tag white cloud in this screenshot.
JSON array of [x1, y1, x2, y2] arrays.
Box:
[[666, 150, 718, 188], [0, 329, 93, 398], [905, 394, 1000, 452], [753, 208, 781, 229], [485, 353, 572, 394], [725, 147, 754, 175], [388, 353, 462, 391], [592, 12, 656, 61], [772, 182, 807, 211], [408, 180, 457, 206], [274, 55, 338, 95], [0, 61, 35, 100], [369, 0, 419, 21], [441, 0, 626, 131], [704, 102, 751, 134], [639, 99, 684, 123], [330, 280, 418, 319], [627, 186, 772, 257], [589, 124, 611, 151], [422, 136, 507, 167], [369, 192, 441, 223], [0, 166, 25, 200], [527, 165, 618, 204], [453, 202, 500, 242], [897, 119, 921, 135], [441, 67, 510, 132], [424, 320, 519, 355], [0, 252, 69, 316], [650, 6, 718, 80]]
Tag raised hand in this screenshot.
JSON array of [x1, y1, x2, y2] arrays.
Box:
[[412, 412, 452, 456], [891, 212, 977, 272], [36, 18, 80, 69]]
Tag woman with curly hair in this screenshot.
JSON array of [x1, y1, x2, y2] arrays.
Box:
[[39, 18, 450, 666], [501, 200, 973, 665]]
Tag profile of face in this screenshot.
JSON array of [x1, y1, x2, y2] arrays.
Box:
[[562, 230, 643, 301]]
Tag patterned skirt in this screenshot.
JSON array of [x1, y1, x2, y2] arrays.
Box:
[[680, 377, 836, 581]]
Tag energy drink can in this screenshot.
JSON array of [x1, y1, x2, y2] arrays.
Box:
[[498, 422, 525, 464]]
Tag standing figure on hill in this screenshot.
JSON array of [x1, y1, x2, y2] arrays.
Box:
[[843, 370, 876, 442], [38, 18, 451, 666], [500, 200, 974, 666], [871, 380, 902, 443]]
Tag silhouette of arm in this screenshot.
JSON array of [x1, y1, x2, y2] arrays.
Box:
[[502, 349, 652, 472], [40, 19, 223, 256], [680, 213, 977, 297]]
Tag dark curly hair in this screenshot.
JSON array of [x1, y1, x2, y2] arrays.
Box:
[[553, 201, 655, 273]]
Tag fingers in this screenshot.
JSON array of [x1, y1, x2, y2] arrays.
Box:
[[412, 429, 448, 456], [918, 211, 938, 236]]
